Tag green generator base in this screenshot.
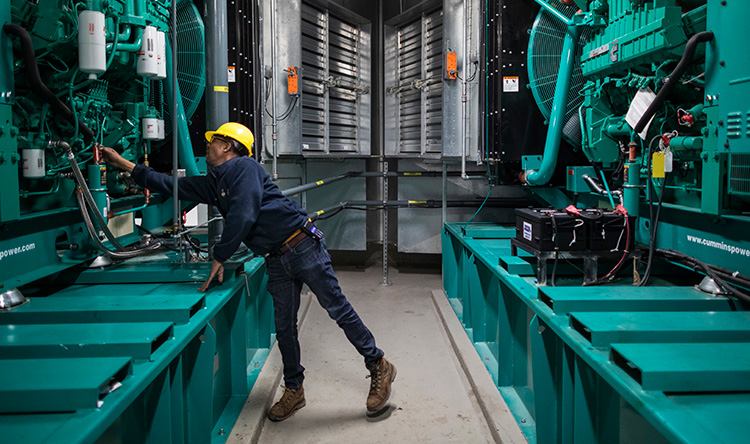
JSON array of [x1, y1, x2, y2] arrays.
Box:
[[443, 222, 749, 444], [0, 256, 275, 444]]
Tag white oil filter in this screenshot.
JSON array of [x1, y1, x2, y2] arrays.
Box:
[[78, 11, 106, 80], [142, 117, 159, 140], [156, 119, 165, 140], [137, 26, 158, 77], [22, 149, 45, 179], [156, 31, 167, 80]]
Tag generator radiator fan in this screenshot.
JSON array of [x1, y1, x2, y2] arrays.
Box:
[[161, 0, 206, 137], [527, 0, 590, 145]]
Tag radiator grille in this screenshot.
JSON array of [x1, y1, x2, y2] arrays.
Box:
[[729, 154, 750, 195]]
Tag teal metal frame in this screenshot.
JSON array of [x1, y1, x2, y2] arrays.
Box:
[[443, 222, 749, 444], [0, 257, 274, 444]]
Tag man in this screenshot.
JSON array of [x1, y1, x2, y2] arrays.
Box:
[[100, 122, 396, 420]]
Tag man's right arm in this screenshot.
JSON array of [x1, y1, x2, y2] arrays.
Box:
[[100, 146, 212, 204], [100, 146, 135, 173]]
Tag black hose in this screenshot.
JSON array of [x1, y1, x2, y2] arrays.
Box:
[[639, 175, 668, 286], [658, 249, 750, 289], [3, 24, 95, 140], [57, 141, 127, 251], [634, 31, 714, 134], [76, 192, 163, 259]]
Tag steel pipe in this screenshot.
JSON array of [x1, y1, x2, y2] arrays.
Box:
[[205, 0, 229, 259], [270, 0, 279, 180], [525, 23, 580, 186]]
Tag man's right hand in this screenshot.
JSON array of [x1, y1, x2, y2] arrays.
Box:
[[99, 145, 136, 173]]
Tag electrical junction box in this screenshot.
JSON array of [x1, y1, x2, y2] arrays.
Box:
[[445, 52, 457, 79], [566, 166, 597, 193]]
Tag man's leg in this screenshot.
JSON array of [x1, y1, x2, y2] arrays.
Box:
[[266, 257, 307, 421], [266, 257, 305, 388], [290, 238, 396, 413], [293, 239, 383, 366]]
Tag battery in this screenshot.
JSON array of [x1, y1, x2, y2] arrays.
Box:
[[515, 208, 587, 252], [585, 209, 633, 252]]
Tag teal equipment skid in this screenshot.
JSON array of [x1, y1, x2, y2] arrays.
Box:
[[443, 224, 748, 444], [0, 0, 275, 442], [0, 260, 275, 443]]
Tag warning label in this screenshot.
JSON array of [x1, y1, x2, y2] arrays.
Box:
[[503, 76, 520, 93]]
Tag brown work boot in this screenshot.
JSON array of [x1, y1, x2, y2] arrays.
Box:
[[267, 385, 306, 422], [366, 357, 397, 414]]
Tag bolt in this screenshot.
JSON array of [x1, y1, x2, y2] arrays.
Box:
[[719, 120, 724, 126], [720, 61, 726, 67], [721, 0, 727, 5], [724, 142, 730, 148]]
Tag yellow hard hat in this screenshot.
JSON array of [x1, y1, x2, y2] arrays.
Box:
[[205, 122, 254, 156]]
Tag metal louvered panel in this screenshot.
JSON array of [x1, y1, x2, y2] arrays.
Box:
[[301, 4, 327, 152], [398, 18, 422, 154], [299, 2, 368, 155], [423, 9, 443, 154], [386, 7, 443, 157]]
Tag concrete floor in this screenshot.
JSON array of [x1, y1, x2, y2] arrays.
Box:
[[228, 265, 526, 444]]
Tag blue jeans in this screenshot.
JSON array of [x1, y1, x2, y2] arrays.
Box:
[[265, 236, 384, 389]]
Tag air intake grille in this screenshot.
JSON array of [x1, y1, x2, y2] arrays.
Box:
[[729, 154, 750, 195]]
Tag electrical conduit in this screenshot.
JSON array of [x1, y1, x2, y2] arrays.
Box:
[[270, 0, 279, 180], [205, 0, 230, 259]]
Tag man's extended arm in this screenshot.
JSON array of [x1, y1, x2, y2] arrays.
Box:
[[100, 146, 212, 203]]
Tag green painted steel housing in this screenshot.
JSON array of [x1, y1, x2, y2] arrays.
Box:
[[443, 223, 750, 444], [0, 258, 275, 443]]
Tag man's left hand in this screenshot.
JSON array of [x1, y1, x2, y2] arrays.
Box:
[[199, 259, 224, 291]]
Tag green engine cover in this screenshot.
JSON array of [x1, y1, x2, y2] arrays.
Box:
[[581, 1, 688, 78]]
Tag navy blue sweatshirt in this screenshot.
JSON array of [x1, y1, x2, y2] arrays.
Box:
[[131, 156, 308, 261]]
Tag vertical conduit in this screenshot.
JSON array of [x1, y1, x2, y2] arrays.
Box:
[[461, 0, 471, 179], [442, 162, 448, 226], [205, 0, 229, 259], [270, 0, 279, 180]]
